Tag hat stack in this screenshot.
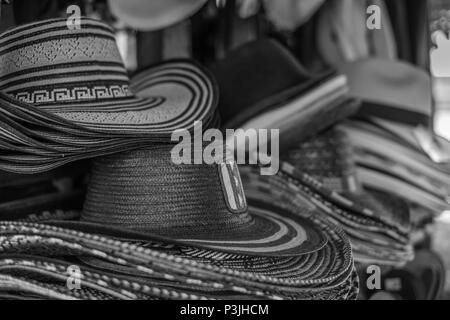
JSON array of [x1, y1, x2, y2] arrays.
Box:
[[0, 18, 358, 300], [0, 218, 358, 300], [0, 145, 359, 299], [0, 18, 217, 174], [337, 58, 450, 216], [210, 39, 412, 267], [280, 128, 414, 266], [240, 165, 413, 267], [209, 39, 360, 150]]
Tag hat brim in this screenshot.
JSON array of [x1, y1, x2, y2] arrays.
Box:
[[41, 200, 327, 258], [0, 212, 354, 296], [0, 255, 216, 300], [1, 60, 217, 136]]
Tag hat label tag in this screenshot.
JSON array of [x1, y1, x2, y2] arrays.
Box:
[[218, 160, 248, 214]]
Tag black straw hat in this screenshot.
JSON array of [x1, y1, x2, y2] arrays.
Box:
[[78, 143, 327, 257]]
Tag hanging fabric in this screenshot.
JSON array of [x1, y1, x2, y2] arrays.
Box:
[[262, 0, 325, 31]]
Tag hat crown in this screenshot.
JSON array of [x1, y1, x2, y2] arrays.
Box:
[[0, 18, 132, 109], [82, 144, 251, 238]]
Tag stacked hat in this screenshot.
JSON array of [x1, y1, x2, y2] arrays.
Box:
[[0, 145, 359, 300], [209, 38, 360, 151], [0, 18, 358, 300], [0, 218, 359, 300], [0, 18, 217, 174], [279, 128, 414, 266], [210, 41, 411, 267], [337, 58, 450, 216], [240, 164, 413, 267]]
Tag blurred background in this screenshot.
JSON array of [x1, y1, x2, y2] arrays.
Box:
[[1, 0, 450, 300]]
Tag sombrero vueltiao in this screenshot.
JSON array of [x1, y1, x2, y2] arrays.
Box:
[[0, 18, 217, 173], [69, 143, 327, 257], [0, 18, 215, 135], [0, 147, 358, 298], [0, 148, 357, 299], [235, 126, 413, 267], [0, 217, 357, 299], [0, 18, 358, 299], [0, 18, 332, 257]]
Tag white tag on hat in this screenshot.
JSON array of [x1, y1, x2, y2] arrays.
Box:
[[218, 159, 248, 214]]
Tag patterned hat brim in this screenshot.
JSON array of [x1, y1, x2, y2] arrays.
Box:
[[0, 255, 222, 300], [0, 257, 357, 300], [240, 167, 414, 266], [0, 220, 355, 299], [279, 162, 411, 235], [40, 202, 328, 258], [0, 60, 217, 136]]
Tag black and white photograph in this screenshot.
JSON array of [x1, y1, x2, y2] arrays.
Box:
[[0, 0, 449, 308]]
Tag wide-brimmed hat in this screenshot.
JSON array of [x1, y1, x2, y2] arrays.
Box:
[[0, 17, 359, 299], [0, 218, 357, 300], [0, 146, 358, 299], [0, 18, 218, 173], [0, 18, 215, 135], [241, 165, 413, 267], [238, 127, 414, 266], [68, 143, 327, 257], [281, 129, 411, 229], [0, 144, 358, 299], [108, 0, 207, 31]]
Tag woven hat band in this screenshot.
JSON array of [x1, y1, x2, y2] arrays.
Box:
[[0, 18, 132, 106], [82, 144, 251, 238]]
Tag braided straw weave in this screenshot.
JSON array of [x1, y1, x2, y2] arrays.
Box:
[[82, 144, 254, 238]]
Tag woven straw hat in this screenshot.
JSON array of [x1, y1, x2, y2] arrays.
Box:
[[234, 127, 414, 266], [71, 143, 328, 257], [0, 18, 218, 174], [240, 166, 413, 267], [0, 18, 216, 135], [0, 220, 357, 299]]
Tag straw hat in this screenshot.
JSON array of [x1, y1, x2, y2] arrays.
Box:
[[0, 18, 216, 135], [0, 18, 217, 174], [76, 143, 327, 257]]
